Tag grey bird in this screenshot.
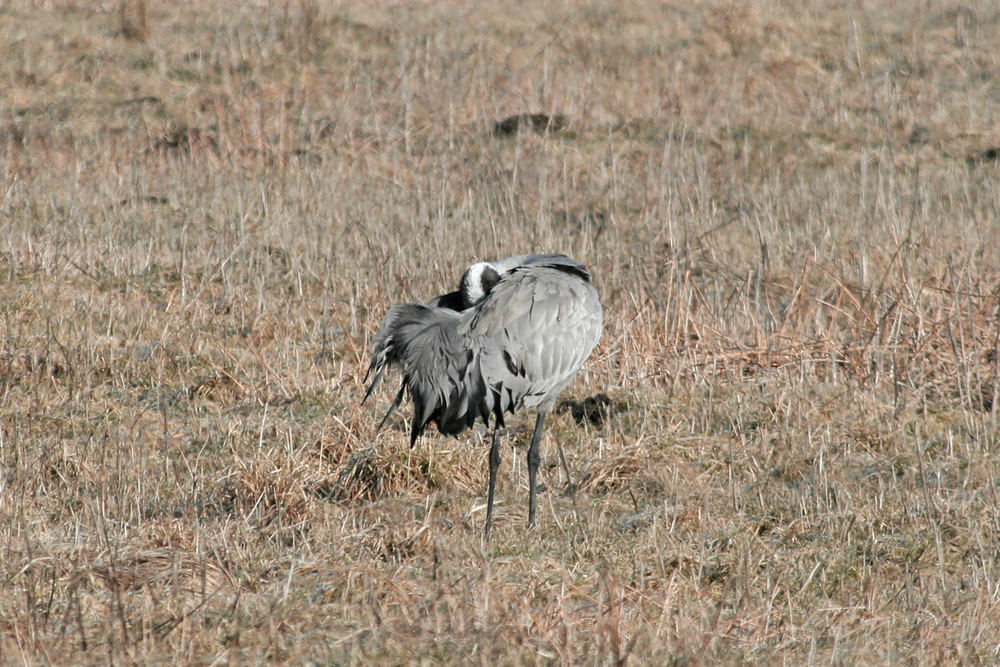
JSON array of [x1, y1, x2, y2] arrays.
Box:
[[364, 253, 603, 533]]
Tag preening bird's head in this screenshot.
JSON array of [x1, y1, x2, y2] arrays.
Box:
[[460, 262, 502, 308], [428, 258, 510, 311]]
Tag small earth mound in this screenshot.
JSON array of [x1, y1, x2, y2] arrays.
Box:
[[558, 392, 614, 426], [492, 113, 569, 137], [967, 147, 1000, 166]]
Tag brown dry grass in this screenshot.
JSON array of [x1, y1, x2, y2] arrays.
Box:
[[3, 0, 1000, 663]]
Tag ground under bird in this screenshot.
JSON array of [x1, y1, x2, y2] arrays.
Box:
[[363, 253, 603, 534]]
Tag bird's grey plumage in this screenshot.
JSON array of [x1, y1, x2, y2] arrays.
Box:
[[364, 253, 603, 533]]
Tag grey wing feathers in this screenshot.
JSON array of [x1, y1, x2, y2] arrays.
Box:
[[497, 253, 592, 282], [364, 304, 497, 445]]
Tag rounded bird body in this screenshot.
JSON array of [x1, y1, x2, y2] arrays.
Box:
[[364, 253, 602, 533], [464, 266, 601, 412]]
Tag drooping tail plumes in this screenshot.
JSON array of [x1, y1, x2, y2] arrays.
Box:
[[364, 304, 497, 445]]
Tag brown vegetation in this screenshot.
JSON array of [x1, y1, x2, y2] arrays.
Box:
[[3, 0, 1000, 662]]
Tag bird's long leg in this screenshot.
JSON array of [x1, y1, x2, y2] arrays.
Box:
[[484, 417, 503, 537], [527, 409, 548, 528], [556, 442, 574, 491], [555, 439, 590, 542]]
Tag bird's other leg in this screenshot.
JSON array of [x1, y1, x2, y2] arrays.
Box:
[[484, 419, 503, 537], [527, 410, 547, 528], [556, 439, 589, 542], [556, 441, 575, 493]]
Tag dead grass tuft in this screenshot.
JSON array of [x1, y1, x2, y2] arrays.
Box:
[[91, 547, 236, 599], [118, 0, 150, 42]]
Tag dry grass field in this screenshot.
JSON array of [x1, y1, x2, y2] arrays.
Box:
[[3, 0, 1000, 662]]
